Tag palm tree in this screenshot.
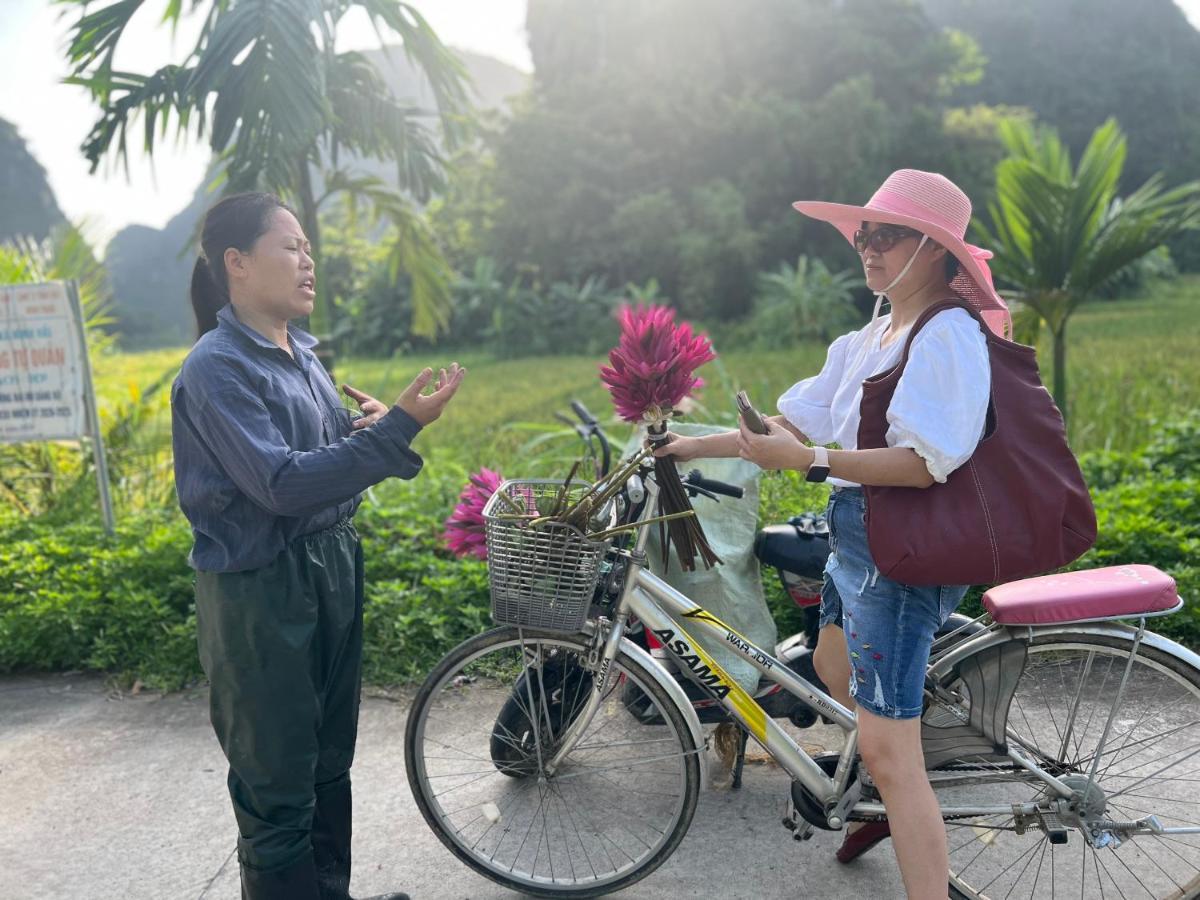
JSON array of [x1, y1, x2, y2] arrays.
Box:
[[976, 118, 1200, 421], [60, 0, 471, 339]]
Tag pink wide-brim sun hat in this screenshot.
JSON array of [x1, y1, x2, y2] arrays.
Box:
[[792, 169, 1012, 337]]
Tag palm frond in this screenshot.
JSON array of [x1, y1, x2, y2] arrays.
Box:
[[351, 0, 472, 147], [66, 66, 194, 176], [325, 51, 446, 199], [387, 202, 454, 338], [1, 223, 117, 356], [319, 171, 453, 337], [59, 0, 148, 90]]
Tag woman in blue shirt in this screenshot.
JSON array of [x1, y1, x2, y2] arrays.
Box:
[[172, 192, 465, 900]]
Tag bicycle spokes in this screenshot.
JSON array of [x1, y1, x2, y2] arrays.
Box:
[[934, 639, 1200, 900]]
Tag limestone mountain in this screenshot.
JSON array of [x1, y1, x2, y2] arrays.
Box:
[[0, 118, 67, 245]]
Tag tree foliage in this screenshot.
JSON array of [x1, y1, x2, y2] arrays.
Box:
[[60, 0, 470, 338], [475, 0, 1004, 321], [977, 118, 1200, 417]]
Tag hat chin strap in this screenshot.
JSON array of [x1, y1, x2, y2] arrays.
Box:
[[848, 234, 930, 374], [868, 234, 930, 326]]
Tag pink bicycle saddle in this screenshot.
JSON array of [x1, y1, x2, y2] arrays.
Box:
[[983, 565, 1179, 626]]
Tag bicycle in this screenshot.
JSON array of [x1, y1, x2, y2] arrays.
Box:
[[405, 449, 1200, 899]]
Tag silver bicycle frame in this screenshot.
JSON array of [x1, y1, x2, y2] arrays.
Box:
[[545, 470, 1200, 833]]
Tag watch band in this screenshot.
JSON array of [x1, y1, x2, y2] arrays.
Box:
[[805, 445, 831, 483]]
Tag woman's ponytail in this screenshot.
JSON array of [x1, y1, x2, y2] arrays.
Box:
[[190, 192, 295, 341], [190, 256, 226, 337]]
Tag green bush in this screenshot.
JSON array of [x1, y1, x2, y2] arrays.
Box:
[[959, 439, 1200, 649], [1143, 411, 1200, 478], [1072, 474, 1200, 648], [725, 256, 859, 350], [755, 469, 833, 640], [355, 493, 491, 683], [0, 512, 199, 688], [750, 427, 1200, 652], [2, 417, 1197, 691], [0, 470, 493, 689], [490, 277, 620, 358]]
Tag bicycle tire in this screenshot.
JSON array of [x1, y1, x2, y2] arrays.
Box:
[[930, 631, 1200, 900], [405, 626, 702, 898]]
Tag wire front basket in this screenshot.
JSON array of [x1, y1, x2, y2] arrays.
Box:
[[483, 479, 614, 633]]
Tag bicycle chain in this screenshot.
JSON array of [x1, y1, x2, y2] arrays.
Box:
[[849, 762, 1068, 824]]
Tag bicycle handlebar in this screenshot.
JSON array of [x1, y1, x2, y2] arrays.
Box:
[[684, 469, 744, 500], [565, 399, 611, 478], [570, 400, 598, 427]]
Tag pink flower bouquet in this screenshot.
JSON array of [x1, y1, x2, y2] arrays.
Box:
[[599, 303, 720, 571], [599, 305, 715, 426], [443, 467, 505, 560]]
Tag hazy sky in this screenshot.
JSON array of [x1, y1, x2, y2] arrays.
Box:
[[2, 0, 1199, 246], [0, 0, 530, 243]]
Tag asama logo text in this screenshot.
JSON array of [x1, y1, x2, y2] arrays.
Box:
[[653, 628, 731, 699]]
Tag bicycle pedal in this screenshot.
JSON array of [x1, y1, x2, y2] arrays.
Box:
[[792, 820, 815, 842], [1037, 809, 1070, 845], [781, 800, 815, 842]]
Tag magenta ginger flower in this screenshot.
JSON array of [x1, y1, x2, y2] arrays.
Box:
[[599, 305, 716, 424], [443, 467, 505, 560]]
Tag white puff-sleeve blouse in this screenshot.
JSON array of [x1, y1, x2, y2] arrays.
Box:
[[776, 308, 991, 487]]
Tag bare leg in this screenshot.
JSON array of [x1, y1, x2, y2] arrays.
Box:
[[814, 624, 883, 838], [858, 709, 948, 900], [813, 624, 852, 709]]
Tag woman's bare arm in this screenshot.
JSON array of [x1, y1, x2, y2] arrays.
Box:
[[734, 421, 936, 489], [654, 414, 805, 462]]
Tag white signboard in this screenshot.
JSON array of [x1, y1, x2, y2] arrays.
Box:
[[0, 280, 112, 532], [0, 281, 88, 442]]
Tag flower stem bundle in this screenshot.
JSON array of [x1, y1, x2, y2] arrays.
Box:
[[647, 423, 720, 571]]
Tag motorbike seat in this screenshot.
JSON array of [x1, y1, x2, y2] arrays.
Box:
[[754, 516, 830, 577]]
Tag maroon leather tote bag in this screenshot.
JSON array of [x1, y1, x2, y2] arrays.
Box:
[[857, 300, 1097, 587]]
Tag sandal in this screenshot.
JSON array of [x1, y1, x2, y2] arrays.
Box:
[[835, 819, 891, 864]]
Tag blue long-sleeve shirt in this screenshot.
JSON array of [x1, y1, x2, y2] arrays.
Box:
[[171, 303, 423, 572]]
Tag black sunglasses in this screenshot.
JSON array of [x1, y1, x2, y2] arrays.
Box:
[[853, 225, 921, 254]]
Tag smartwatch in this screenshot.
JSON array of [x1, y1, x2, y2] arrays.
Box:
[[805, 445, 831, 483]]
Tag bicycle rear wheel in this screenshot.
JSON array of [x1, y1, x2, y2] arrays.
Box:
[[405, 626, 701, 898], [928, 632, 1200, 900]]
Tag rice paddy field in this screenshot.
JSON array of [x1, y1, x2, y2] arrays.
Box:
[[90, 275, 1200, 475]]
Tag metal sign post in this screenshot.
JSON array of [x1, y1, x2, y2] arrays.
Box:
[[67, 281, 115, 534]]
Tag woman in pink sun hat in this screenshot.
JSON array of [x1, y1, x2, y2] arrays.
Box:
[[654, 169, 1008, 897]]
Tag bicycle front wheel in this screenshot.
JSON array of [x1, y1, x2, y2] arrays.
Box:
[[405, 626, 701, 898], [929, 632, 1200, 900]]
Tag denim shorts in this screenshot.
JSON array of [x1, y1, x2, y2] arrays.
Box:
[[818, 487, 968, 720]]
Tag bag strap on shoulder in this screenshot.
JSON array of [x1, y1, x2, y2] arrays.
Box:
[[892, 298, 982, 374]]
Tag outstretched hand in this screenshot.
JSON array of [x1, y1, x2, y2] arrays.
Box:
[[395, 363, 467, 427]]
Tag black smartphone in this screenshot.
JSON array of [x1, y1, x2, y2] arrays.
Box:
[[735, 390, 770, 435]]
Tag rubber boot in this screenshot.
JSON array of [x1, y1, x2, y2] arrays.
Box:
[[313, 775, 353, 899], [240, 851, 322, 900], [312, 775, 409, 900]]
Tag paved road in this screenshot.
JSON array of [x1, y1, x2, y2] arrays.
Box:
[[0, 672, 906, 899]]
